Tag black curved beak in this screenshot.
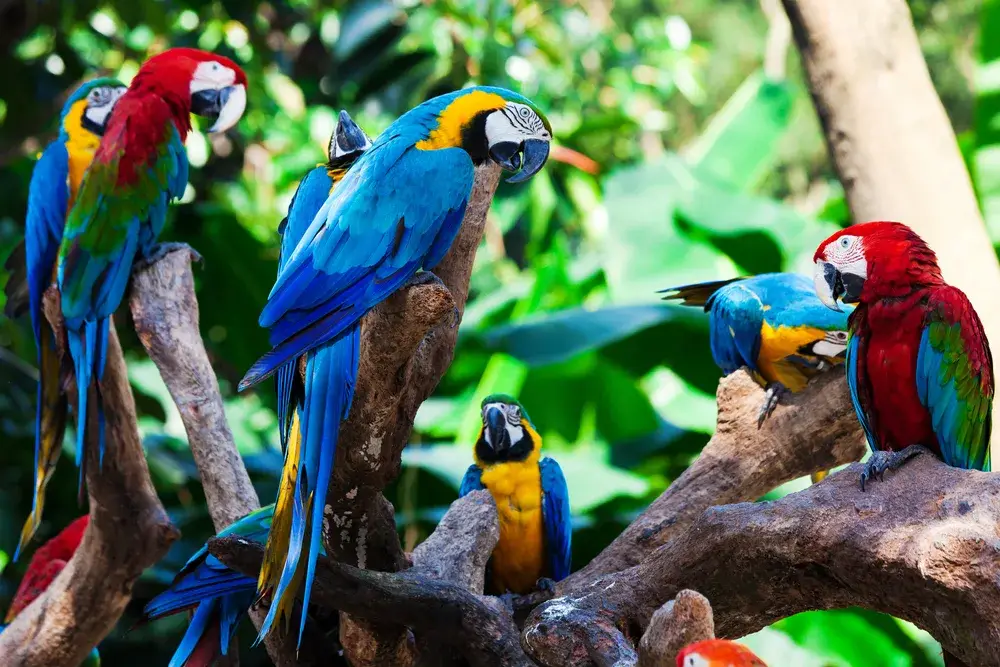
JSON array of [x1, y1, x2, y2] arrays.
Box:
[[490, 138, 551, 184], [333, 110, 371, 156], [191, 84, 247, 133], [484, 407, 510, 453], [814, 261, 864, 311]]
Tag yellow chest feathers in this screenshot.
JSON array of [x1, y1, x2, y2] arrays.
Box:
[[62, 99, 102, 208], [478, 455, 546, 594]]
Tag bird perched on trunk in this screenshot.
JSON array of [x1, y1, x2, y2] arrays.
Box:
[[139, 506, 274, 667], [459, 395, 571, 595], [813, 221, 992, 491], [2, 78, 126, 558], [238, 87, 552, 646], [1, 515, 98, 665], [676, 639, 767, 667], [57, 48, 247, 494]]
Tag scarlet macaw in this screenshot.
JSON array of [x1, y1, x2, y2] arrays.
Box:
[[459, 395, 571, 595], [238, 87, 552, 645], [813, 221, 993, 489], [57, 48, 247, 493], [2, 78, 126, 558], [676, 639, 767, 667], [1, 516, 98, 665]]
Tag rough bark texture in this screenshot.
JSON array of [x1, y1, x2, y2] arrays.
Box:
[[0, 293, 178, 667], [129, 247, 299, 667], [564, 369, 866, 588], [638, 591, 715, 667], [780, 0, 1000, 459], [320, 162, 503, 663], [211, 490, 532, 667]]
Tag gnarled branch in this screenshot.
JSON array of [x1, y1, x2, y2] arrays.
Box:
[[638, 590, 715, 667]]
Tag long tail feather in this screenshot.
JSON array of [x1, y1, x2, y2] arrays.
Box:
[[66, 317, 110, 498], [658, 277, 744, 307], [168, 601, 220, 667], [255, 326, 360, 647]]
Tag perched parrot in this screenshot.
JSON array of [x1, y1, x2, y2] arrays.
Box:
[[813, 221, 993, 491], [676, 639, 767, 667], [1, 515, 98, 665], [2, 78, 126, 558], [139, 506, 274, 667], [238, 86, 552, 645], [459, 395, 571, 595], [57, 48, 247, 492]]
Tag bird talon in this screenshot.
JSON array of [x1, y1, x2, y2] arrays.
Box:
[[756, 382, 789, 429], [135, 242, 194, 272]]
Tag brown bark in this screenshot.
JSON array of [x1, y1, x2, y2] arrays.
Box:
[[780, 0, 1000, 458], [638, 591, 715, 667], [0, 292, 178, 667]]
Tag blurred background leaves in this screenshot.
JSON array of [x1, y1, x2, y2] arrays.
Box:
[[0, 0, 984, 664]]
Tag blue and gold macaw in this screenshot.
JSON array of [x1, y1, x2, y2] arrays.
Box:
[[238, 87, 552, 646], [2, 78, 126, 559], [661, 273, 852, 450], [140, 505, 272, 667], [459, 395, 571, 594]]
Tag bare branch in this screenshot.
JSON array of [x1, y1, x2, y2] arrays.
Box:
[[0, 294, 178, 667], [638, 591, 714, 667]]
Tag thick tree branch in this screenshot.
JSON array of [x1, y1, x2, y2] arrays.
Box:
[[211, 490, 533, 667], [525, 453, 1000, 666], [638, 590, 715, 667], [0, 294, 178, 667], [780, 0, 1000, 455], [564, 369, 866, 587]]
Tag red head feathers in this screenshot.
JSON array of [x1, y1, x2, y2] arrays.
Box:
[[676, 639, 767, 667], [4, 515, 89, 622], [813, 221, 944, 308]]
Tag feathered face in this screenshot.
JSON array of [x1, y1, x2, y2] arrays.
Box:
[[813, 221, 939, 310], [484, 101, 552, 183], [78, 83, 127, 136], [676, 640, 767, 667], [328, 109, 373, 163], [476, 395, 537, 463]]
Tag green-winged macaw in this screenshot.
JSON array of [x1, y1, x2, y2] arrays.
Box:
[[459, 395, 571, 595], [2, 78, 126, 558], [238, 86, 552, 645], [56, 48, 246, 492]]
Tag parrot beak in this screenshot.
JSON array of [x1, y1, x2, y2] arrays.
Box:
[[192, 83, 247, 134], [490, 138, 551, 184], [331, 110, 371, 158], [814, 260, 845, 312], [483, 407, 511, 453]]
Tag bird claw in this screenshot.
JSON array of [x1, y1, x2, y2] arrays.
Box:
[[535, 577, 557, 595], [134, 242, 200, 272], [498, 591, 518, 614], [405, 270, 445, 289], [859, 445, 930, 492], [757, 382, 789, 428]]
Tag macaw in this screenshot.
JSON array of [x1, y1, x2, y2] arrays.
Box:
[[237, 86, 552, 645], [459, 395, 571, 595], [1, 515, 98, 665], [139, 506, 273, 667], [1, 78, 126, 558], [57, 48, 247, 493], [813, 221, 992, 492], [676, 639, 767, 667]]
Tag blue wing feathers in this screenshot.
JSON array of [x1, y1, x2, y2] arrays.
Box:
[[539, 457, 572, 582], [847, 335, 877, 453], [459, 465, 485, 496]]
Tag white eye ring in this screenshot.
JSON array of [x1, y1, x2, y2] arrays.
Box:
[[839, 237, 852, 249]]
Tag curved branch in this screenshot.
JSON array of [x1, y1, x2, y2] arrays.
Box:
[[0, 293, 178, 667]]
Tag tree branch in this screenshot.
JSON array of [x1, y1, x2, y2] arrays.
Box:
[[779, 0, 1000, 455], [0, 293, 178, 667], [638, 590, 715, 667]]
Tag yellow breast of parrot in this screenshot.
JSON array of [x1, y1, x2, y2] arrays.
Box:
[[478, 447, 545, 595], [62, 99, 101, 209], [756, 321, 828, 392]]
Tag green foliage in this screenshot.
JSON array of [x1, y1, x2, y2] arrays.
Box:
[[0, 0, 981, 664]]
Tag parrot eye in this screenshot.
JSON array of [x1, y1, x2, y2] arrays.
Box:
[[839, 236, 852, 249], [518, 107, 531, 119]]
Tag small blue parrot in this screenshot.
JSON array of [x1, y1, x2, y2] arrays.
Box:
[[459, 395, 571, 595], [238, 87, 553, 646], [660, 273, 852, 427]]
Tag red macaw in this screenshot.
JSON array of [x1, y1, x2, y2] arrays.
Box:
[[676, 639, 767, 667], [813, 221, 993, 489], [4, 515, 88, 621], [57, 48, 247, 493]]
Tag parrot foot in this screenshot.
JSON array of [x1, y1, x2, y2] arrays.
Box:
[[757, 381, 789, 428], [498, 591, 518, 614], [535, 577, 557, 595], [134, 242, 201, 272], [859, 445, 932, 492]]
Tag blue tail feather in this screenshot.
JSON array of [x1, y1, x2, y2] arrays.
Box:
[[168, 600, 216, 667], [67, 317, 110, 494]]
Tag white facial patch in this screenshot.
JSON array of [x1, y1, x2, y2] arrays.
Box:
[[811, 331, 849, 357], [190, 60, 237, 93], [825, 234, 868, 280], [485, 102, 550, 147], [83, 86, 126, 129], [481, 401, 526, 448], [684, 654, 710, 667]]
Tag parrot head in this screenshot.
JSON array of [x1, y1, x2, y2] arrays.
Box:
[[61, 77, 127, 137], [130, 47, 248, 133], [476, 394, 539, 463], [676, 639, 767, 667], [327, 109, 373, 179], [813, 220, 941, 311]]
